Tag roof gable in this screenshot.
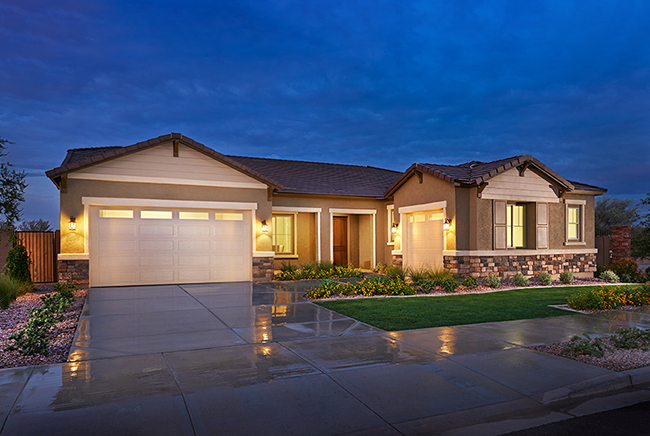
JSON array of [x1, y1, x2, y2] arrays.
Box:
[[46, 133, 282, 190]]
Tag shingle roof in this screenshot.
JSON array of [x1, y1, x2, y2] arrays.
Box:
[[46, 134, 606, 198], [385, 155, 579, 197], [228, 156, 401, 198]]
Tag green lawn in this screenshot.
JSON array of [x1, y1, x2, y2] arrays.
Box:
[[317, 285, 626, 331]]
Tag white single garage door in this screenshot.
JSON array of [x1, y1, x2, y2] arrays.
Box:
[[407, 210, 444, 269], [89, 206, 252, 287]]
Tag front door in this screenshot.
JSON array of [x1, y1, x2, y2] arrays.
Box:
[[333, 216, 348, 266]]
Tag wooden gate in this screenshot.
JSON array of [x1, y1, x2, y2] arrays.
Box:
[[15, 231, 60, 283], [596, 227, 612, 266]]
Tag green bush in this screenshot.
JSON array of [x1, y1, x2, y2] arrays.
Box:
[[538, 272, 553, 286], [373, 263, 387, 273], [5, 285, 76, 356], [275, 261, 363, 281], [559, 271, 574, 284], [566, 284, 650, 311], [383, 266, 405, 282], [562, 334, 610, 358], [306, 276, 415, 299], [512, 273, 530, 287], [407, 265, 454, 284], [599, 270, 619, 283], [0, 275, 22, 309], [609, 327, 650, 350], [5, 244, 31, 283], [484, 274, 501, 288], [605, 258, 645, 282], [461, 276, 478, 288]]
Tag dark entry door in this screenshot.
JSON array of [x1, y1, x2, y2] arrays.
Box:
[[333, 216, 348, 265]]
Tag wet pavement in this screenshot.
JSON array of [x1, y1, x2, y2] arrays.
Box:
[[2, 281, 650, 435]]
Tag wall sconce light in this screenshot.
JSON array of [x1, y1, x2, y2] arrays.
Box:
[[69, 216, 77, 231], [443, 217, 451, 231], [391, 223, 398, 234], [261, 220, 268, 232]]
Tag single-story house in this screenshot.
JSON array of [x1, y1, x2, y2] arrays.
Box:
[[46, 133, 606, 287]]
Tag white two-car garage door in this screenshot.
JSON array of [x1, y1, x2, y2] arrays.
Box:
[[89, 206, 251, 287], [407, 210, 444, 269]]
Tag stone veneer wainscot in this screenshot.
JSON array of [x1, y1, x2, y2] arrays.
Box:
[[253, 257, 274, 282], [444, 253, 597, 278]]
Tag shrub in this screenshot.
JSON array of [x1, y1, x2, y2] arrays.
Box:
[[599, 270, 619, 283], [306, 279, 343, 299], [406, 265, 430, 284], [609, 327, 650, 350], [559, 271, 574, 284], [275, 261, 363, 281], [0, 275, 22, 309], [461, 276, 478, 288], [5, 285, 76, 356], [606, 258, 644, 282], [383, 266, 405, 282], [305, 276, 415, 299], [562, 334, 610, 358], [538, 272, 553, 286], [484, 274, 501, 288], [373, 263, 387, 273], [5, 244, 32, 283], [566, 284, 650, 311], [406, 266, 454, 284], [512, 273, 530, 287]]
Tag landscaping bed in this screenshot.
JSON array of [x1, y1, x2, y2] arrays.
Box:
[[0, 285, 87, 369]]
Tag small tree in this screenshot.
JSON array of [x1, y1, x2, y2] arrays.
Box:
[[595, 197, 639, 228], [632, 193, 650, 259], [0, 138, 27, 241], [18, 219, 52, 232]]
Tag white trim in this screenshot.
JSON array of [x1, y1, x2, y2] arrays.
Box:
[[387, 204, 395, 244], [272, 212, 298, 257], [317, 211, 322, 262], [398, 201, 447, 214], [373, 213, 377, 268], [253, 251, 275, 258], [252, 210, 257, 254], [482, 193, 560, 203], [69, 173, 267, 190], [58, 253, 89, 261], [565, 199, 586, 244], [273, 206, 322, 213], [391, 250, 402, 256], [82, 197, 258, 210], [329, 208, 377, 215], [443, 248, 598, 256], [565, 199, 587, 206]]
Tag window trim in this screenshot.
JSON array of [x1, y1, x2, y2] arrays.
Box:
[[506, 203, 526, 249], [272, 212, 298, 258], [565, 199, 586, 245], [387, 205, 395, 245]]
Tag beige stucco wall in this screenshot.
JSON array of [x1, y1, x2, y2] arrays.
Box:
[[59, 178, 272, 254], [271, 194, 391, 267], [391, 172, 457, 251]]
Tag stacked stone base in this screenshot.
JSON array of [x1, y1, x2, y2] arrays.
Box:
[[253, 257, 274, 282], [58, 259, 90, 286], [392, 254, 403, 269], [444, 253, 597, 279]]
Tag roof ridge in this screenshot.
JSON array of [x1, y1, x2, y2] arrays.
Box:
[[66, 146, 123, 151], [228, 155, 401, 173]]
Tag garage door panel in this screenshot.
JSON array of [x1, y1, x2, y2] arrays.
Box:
[[139, 240, 175, 251], [139, 255, 175, 267], [408, 211, 444, 269], [90, 206, 252, 287], [139, 225, 174, 236], [178, 226, 211, 237]]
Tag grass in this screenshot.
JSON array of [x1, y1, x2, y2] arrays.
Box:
[[316, 285, 639, 331], [0, 275, 31, 309]]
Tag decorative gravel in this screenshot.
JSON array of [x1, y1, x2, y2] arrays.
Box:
[[0, 286, 87, 369], [531, 339, 650, 372]]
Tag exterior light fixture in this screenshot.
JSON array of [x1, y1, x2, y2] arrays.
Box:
[[69, 216, 77, 231], [261, 220, 268, 232], [443, 217, 451, 231], [391, 223, 398, 234]]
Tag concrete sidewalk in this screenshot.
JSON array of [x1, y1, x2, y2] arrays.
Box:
[[2, 281, 650, 436]]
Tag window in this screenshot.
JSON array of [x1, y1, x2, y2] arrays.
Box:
[[100, 209, 133, 218], [568, 206, 580, 240], [141, 211, 172, 219], [507, 204, 525, 248], [215, 213, 243, 221], [272, 214, 295, 255], [179, 211, 209, 220]]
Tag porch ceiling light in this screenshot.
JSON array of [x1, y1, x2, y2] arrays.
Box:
[[69, 216, 77, 231], [443, 217, 451, 231], [261, 220, 269, 232], [391, 223, 398, 234]]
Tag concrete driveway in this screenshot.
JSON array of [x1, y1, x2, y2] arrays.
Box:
[[2, 281, 650, 436]]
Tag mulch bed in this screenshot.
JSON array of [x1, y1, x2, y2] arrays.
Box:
[[0, 286, 87, 369]]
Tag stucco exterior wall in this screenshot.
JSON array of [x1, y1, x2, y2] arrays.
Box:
[[392, 172, 456, 250], [271, 194, 391, 267], [59, 178, 272, 254]]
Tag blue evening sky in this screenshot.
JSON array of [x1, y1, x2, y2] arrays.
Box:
[[1, 0, 649, 227]]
